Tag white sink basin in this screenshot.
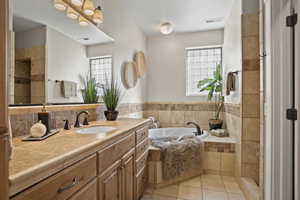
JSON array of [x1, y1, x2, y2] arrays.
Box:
[[76, 126, 116, 135]]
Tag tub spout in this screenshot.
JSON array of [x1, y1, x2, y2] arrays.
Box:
[[186, 122, 203, 136]]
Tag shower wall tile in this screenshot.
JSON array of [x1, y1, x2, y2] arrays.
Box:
[[243, 118, 260, 142], [243, 71, 260, 94], [242, 142, 260, 164], [240, 13, 261, 186]]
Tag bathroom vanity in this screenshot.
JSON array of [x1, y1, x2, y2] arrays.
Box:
[[9, 118, 150, 200]]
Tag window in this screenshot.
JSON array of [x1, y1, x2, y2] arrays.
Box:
[[186, 46, 222, 96], [90, 56, 113, 95]]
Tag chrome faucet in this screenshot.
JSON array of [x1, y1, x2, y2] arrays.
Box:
[[74, 111, 89, 128], [186, 122, 203, 136]]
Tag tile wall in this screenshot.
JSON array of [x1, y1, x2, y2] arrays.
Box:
[[14, 46, 46, 104], [143, 102, 225, 131], [241, 13, 260, 184]]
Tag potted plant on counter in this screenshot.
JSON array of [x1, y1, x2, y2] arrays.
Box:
[[101, 78, 122, 121], [80, 74, 99, 104], [197, 64, 224, 130]]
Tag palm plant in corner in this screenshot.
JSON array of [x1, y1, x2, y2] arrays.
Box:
[[101, 77, 122, 121], [198, 64, 224, 130]]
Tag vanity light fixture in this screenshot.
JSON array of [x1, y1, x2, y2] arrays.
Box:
[[83, 0, 95, 16], [79, 16, 89, 26], [53, 0, 103, 27], [93, 6, 103, 24], [54, 0, 67, 11], [71, 0, 83, 6], [160, 22, 174, 35], [67, 6, 79, 19]]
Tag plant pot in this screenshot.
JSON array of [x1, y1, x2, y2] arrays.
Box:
[[209, 119, 223, 130], [104, 110, 119, 121]]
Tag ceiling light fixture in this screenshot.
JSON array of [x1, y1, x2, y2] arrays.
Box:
[[93, 6, 103, 24], [160, 22, 174, 35], [71, 0, 83, 6], [67, 6, 79, 19], [83, 0, 95, 16], [54, 0, 67, 11], [79, 16, 89, 26]]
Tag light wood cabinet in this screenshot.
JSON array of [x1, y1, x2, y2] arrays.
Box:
[[99, 160, 123, 200], [121, 149, 135, 200], [12, 154, 97, 200], [68, 179, 97, 200], [10, 125, 150, 200]]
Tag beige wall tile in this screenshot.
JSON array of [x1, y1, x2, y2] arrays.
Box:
[[242, 142, 260, 164], [242, 94, 260, 118], [221, 153, 235, 173], [243, 118, 260, 142], [31, 59, 45, 75], [158, 110, 172, 123], [143, 110, 159, 119], [242, 36, 259, 60], [31, 81, 45, 97], [241, 164, 259, 184], [204, 152, 221, 171], [242, 14, 259, 37], [170, 111, 184, 124], [242, 71, 260, 94]]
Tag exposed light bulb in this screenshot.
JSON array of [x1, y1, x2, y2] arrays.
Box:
[[79, 16, 89, 26], [160, 22, 174, 35], [93, 6, 103, 24], [83, 0, 95, 16], [71, 0, 83, 6], [67, 6, 79, 19], [54, 0, 67, 11]]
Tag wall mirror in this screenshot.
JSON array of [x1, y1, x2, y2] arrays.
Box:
[[9, 0, 114, 106]]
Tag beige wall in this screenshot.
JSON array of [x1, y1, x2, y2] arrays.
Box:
[[146, 30, 224, 103]]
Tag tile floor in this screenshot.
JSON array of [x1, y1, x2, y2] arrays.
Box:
[[142, 174, 246, 200]]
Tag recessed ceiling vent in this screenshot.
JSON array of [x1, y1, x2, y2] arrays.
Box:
[[205, 17, 223, 24]]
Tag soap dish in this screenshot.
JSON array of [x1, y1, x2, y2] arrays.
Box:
[[22, 129, 60, 141]]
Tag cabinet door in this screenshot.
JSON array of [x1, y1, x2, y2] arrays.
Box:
[[68, 179, 97, 200], [121, 149, 135, 200], [99, 160, 122, 200]]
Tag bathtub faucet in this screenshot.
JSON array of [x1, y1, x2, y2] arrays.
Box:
[[186, 122, 203, 136]]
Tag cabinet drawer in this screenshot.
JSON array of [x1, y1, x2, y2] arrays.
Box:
[[136, 151, 148, 174], [98, 133, 135, 173], [68, 179, 97, 200], [136, 166, 147, 200], [12, 154, 97, 200], [136, 138, 149, 160], [136, 127, 148, 144]]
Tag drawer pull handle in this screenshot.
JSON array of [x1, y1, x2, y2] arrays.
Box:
[[58, 177, 80, 193]]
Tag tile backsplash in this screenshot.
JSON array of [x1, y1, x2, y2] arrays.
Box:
[[9, 103, 143, 137], [143, 102, 225, 130]]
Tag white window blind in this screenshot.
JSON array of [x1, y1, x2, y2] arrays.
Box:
[[90, 56, 112, 95], [186, 47, 222, 96]]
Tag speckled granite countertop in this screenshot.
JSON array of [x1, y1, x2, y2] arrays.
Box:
[[9, 118, 150, 197]]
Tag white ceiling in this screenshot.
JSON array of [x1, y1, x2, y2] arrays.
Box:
[[126, 0, 235, 36], [13, 0, 113, 45]]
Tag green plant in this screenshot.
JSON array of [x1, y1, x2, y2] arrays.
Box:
[[101, 78, 122, 111], [197, 64, 224, 120], [80, 74, 99, 104]]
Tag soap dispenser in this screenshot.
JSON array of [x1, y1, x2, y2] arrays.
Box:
[[38, 104, 52, 134]]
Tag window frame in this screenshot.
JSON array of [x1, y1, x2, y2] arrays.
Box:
[[185, 45, 223, 97], [89, 55, 113, 83], [89, 55, 113, 100]]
